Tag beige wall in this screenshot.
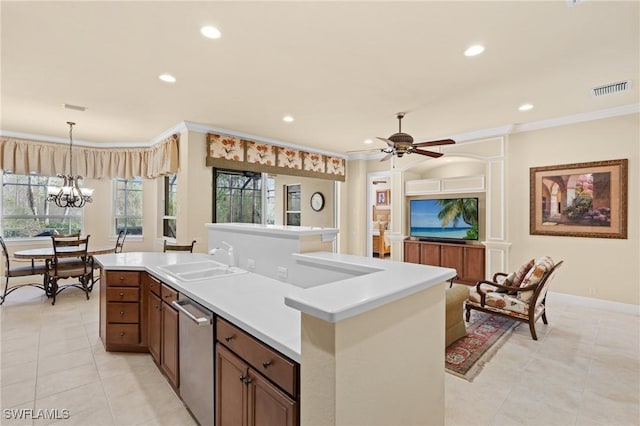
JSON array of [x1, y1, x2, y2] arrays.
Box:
[[348, 114, 639, 305], [507, 114, 639, 305], [272, 174, 335, 228]]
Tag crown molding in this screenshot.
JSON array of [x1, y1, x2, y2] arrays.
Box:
[[0, 130, 153, 148]]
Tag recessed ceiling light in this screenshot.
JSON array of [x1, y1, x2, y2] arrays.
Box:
[[159, 73, 176, 83], [62, 103, 87, 112], [519, 103, 534, 111], [464, 45, 485, 57], [201, 25, 221, 39], [283, 115, 294, 123], [364, 139, 373, 144]]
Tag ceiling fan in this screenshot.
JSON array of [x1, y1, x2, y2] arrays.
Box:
[[376, 113, 455, 161]]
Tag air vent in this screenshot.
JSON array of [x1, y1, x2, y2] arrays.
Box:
[[62, 103, 87, 111], [591, 80, 632, 97]]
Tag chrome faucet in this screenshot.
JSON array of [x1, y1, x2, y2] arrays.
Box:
[[208, 241, 235, 268]]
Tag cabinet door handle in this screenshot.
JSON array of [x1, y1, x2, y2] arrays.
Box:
[[243, 377, 252, 385], [224, 335, 234, 342], [262, 361, 271, 369], [239, 374, 246, 383]]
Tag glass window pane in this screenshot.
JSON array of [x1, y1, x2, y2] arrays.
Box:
[[113, 177, 143, 235], [2, 172, 83, 238]]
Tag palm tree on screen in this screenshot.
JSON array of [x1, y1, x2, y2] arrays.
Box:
[[436, 199, 478, 239]]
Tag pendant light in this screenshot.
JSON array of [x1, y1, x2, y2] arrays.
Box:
[[47, 122, 94, 208]]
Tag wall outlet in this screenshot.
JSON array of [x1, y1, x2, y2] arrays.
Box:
[[247, 258, 256, 270], [277, 266, 288, 279]]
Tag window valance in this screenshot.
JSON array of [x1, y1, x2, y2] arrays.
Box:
[[206, 133, 346, 182], [0, 134, 179, 179]]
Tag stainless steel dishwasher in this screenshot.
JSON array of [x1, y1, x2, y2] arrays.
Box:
[[172, 296, 214, 426]]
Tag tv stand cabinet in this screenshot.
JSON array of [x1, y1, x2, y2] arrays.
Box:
[[404, 239, 485, 285]]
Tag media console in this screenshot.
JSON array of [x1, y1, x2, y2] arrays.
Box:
[[404, 239, 485, 285]]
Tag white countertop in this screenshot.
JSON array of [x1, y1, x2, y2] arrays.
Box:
[[206, 222, 338, 238], [95, 251, 456, 362]]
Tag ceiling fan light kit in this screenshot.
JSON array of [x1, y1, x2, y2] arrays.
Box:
[[376, 113, 455, 161]]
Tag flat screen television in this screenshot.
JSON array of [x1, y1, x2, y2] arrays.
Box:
[[409, 198, 479, 242]]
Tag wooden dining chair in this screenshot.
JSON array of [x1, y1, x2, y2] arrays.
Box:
[[47, 235, 93, 305], [163, 240, 196, 253], [0, 236, 48, 305]]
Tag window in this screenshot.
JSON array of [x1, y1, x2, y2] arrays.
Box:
[[214, 170, 263, 223], [284, 184, 301, 226], [114, 177, 143, 235], [163, 174, 177, 238], [1, 172, 83, 238], [265, 176, 275, 225]]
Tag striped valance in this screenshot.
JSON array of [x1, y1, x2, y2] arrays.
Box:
[[0, 134, 179, 179]]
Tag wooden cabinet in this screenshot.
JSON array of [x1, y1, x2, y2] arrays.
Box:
[[100, 270, 146, 352], [143, 273, 179, 389], [404, 240, 485, 285], [216, 318, 299, 426], [161, 294, 179, 389]]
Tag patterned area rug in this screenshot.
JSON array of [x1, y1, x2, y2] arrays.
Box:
[[445, 312, 518, 381]]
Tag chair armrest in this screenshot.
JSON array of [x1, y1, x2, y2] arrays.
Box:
[[492, 272, 509, 282], [475, 280, 518, 305]]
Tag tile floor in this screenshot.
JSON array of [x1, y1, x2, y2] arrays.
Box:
[[1, 285, 639, 425]]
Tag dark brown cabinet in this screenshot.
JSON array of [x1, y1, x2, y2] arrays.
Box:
[[161, 297, 179, 389], [404, 240, 485, 285], [147, 291, 162, 364], [100, 270, 146, 352], [143, 273, 179, 389], [216, 318, 298, 426]]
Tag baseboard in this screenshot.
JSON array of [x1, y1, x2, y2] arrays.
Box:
[[548, 291, 640, 316]]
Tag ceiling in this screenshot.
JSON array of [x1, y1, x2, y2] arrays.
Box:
[[2, 1, 638, 155]]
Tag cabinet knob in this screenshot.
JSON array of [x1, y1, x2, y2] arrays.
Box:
[[119, 276, 124, 281], [239, 375, 246, 383], [119, 331, 125, 337], [155, 304, 160, 310], [262, 361, 271, 369], [119, 292, 124, 297], [119, 311, 125, 316], [224, 335, 234, 342]]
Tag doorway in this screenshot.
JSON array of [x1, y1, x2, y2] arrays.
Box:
[[367, 172, 391, 259]]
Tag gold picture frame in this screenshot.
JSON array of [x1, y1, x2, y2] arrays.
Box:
[[530, 159, 627, 239], [376, 189, 390, 206]]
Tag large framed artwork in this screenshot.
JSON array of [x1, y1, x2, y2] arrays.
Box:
[[530, 159, 628, 239]]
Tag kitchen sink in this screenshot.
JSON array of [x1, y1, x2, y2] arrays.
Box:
[[158, 261, 247, 282]]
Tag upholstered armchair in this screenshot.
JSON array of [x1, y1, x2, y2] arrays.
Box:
[[465, 256, 563, 340]]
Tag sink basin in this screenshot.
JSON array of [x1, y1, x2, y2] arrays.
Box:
[[158, 261, 247, 282]]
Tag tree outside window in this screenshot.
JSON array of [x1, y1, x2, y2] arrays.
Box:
[[1, 172, 82, 238], [163, 174, 177, 238], [114, 177, 143, 235]]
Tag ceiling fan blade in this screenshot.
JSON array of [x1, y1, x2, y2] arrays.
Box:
[[412, 148, 443, 158], [376, 137, 395, 148], [380, 152, 394, 162], [412, 138, 456, 148]]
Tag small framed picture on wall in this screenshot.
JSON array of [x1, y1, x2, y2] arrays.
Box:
[[376, 190, 390, 206]]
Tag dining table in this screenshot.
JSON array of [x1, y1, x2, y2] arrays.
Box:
[[14, 245, 117, 296]]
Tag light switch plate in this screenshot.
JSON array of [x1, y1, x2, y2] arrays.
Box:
[[277, 266, 287, 279]]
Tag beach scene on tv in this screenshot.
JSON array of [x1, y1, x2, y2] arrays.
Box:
[[410, 198, 479, 240]]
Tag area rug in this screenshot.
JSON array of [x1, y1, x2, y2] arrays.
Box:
[[445, 312, 518, 381]]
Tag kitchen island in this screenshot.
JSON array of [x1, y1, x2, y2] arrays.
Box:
[[95, 225, 456, 426]]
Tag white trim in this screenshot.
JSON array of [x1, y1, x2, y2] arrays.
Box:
[[513, 103, 640, 134], [183, 121, 347, 159], [548, 291, 640, 316], [0, 130, 153, 148]]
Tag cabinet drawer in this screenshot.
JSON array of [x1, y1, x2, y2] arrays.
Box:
[[106, 287, 139, 302], [107, 302, 140, 323], [106, 271, 140, 287], [161, 284, 178, 305], [147, 274, 162, 296], [106, 324, 139, 346], [217, 318, 297, 396]]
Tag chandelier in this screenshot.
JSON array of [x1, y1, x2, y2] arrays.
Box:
[[47, 122, 94, 208]]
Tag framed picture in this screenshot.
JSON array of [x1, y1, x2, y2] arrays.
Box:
[[376, 189, 390, 206], [530, 159, 627, 239]]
